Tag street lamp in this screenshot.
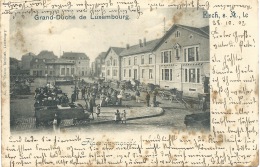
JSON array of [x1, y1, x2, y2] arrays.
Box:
[[46, 74, 48, 84]]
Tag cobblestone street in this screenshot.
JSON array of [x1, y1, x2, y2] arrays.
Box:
[[10, 78, 208, 134]]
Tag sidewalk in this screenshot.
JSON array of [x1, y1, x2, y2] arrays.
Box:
[[73, 93, 165, 122], [87, 106, 164, 124]]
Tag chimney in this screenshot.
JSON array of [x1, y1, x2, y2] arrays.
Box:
[[139, 39, 142, 47], [126, 44, 130, 49], [143, 38, 146, 46]]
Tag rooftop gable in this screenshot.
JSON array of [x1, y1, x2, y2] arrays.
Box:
[[154, 24, 209, 50], [104, 47, 125, 59]]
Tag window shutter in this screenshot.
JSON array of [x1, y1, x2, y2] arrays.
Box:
[[161, 52, 163, 63], [197, 68, 200, 83], [185, 69, 187, 82], [184, 49, 186, 62], [169, 51, 172, 63], [162, 69, 164, 80], [196, 47, 199, 61]]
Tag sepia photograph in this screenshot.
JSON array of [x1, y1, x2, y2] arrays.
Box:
[[9, 8, 210, 134]]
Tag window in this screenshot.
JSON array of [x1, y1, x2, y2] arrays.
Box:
[[113, 59, 117, 66], [175, 48, 180, 60], [161, 69, 172, 80], [66, 68, 69, 75], [149, 54, 152, 64], [79, 62, 80, 64], [129, 69, 131, 77], [141, 55, 144, 64], [161, 50, 172, 63], [175, 31, 181, 37], [128, 57, 131, 65], [141, 69, 145, 78], [188, 48, 195, 61], [107, 60, 110, 66], [61, 68, 65, 75], [50, 71, 53, 75], [123, 58, 126, 66], [189, 69, 196, 83], [107, 69, 110, 76], [35, 59, 38, 62], [113, 69, 117, 76], [45, 70, 47, 74], [134, 57, 137, 65], [184, 68, 200, 83], [71, 68, 75, 75], [184, 46, 199, 62], [43, 59, 45, 62], [124, 69, 126, 77], [149, 69, 153, 79]]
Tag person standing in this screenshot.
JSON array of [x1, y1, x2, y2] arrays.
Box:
[[152, 93, 157, 107], [81, 87, 85, 99], [76, 87, 79, 100], [71, 92, 76, 103], [135, 90, 140, 103], [89, 96, 94, 120], [145, 91, 150, 107], [114, 110, 121, 123], [121, 110, 126, 124], [96, 104, 101, 117]]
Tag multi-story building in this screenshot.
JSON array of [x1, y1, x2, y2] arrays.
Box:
[[153, 24, 209, 97], [120, 38, 160, 83], [94, 52, 106, 78], [45, 59, 75, 77], [10, 57, 21, 75], [104, 47, 124, 81], [21, 52, 36, 74], [102, 23, 209, 97], [29, 51, 58, 76], [61, 52, 90, 76], [30, 58, 47, 76]]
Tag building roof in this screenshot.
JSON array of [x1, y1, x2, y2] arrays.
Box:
[[45, 59, 75, 65], [37, 50, 58, 59], [61, 52, 89, 60], [22, 52, 36, 58], [104, 47, 125, 59], [154, 24, 209, 50], [199, 26, 209, 35], [96, 52, 107, 60], [111, 47, 125, 55], [177, 24, 209, 37], [120, 39, 161, 56]]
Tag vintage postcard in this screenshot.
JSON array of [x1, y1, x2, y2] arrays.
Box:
[[1, 0, 258, 166]]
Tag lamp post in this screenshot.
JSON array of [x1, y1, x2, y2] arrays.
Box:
[[46, 74, 48, 84]]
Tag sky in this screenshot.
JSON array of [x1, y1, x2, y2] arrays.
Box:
[[10, 8, 208, 62]]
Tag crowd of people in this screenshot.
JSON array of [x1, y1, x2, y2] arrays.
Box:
[[34, 83, 69, 108], [33, 79, 159, 126]]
